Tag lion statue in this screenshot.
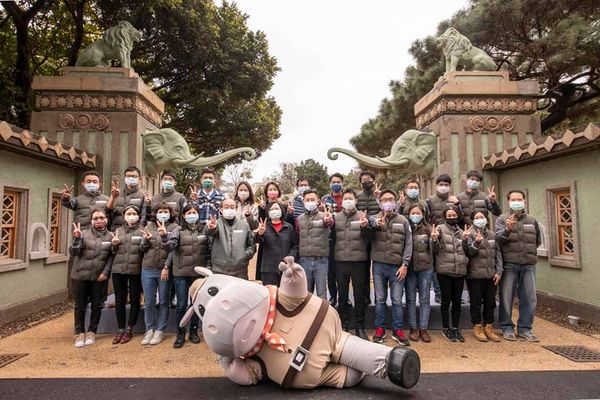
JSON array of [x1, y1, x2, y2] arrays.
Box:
[[435, 27, 496, 72], [76, 21, 142, 69]]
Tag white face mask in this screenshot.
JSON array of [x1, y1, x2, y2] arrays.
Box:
[[268, 209, 282, 220], [304, 201, 317, 212], [125, 215, 139, 224], [467, 179, 481, 190], [437, 185, 450, 195], [156, 212, 170, 222], [509, 200, 525, 211], [237, 190, 249, 201], [473, 218, 487, 229], [342, 199, 356, 211], [222, 209, 236, 220]]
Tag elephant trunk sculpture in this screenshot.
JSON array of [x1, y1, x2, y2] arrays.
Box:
[[143, 128, 257, 176], [327, 129, 437, 175]]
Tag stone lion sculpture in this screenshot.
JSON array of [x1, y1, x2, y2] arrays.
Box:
[[435, 27, 496, 72], [76, 21, 142, 69]]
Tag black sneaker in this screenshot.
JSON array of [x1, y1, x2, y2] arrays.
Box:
[[188, 329, 201, 344], [452, 328, 465, 342], [442, 328, 456, 342]]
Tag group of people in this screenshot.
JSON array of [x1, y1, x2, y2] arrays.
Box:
[[63, 165, 541, 350]]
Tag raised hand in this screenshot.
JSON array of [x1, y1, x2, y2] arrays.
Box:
[[323, 205, 333, 224], [487, 185, 497, 202], [462, 224, 473, 240], [242, 204, 251, 217], [62, 184, 73, 200], [109, 231, 120, 246], [399, 190, 406, 206], [190, 184, 199, 202], [72, 222, 82, 238], [287, 204, 294, 215], [430, 224, 440, 240], [258, 196, 266, 209], [157, 220, 167, 237], [358, 211, 368, 227], [143, 191, 151, 206], [449, 195, 459, 204], [475, 228, 484, 242], [374, 183, 382, 197], [110, 179, 120, 198], [257, 218, 267, 235], [140, 227, 153, 240], [207, 214, 218, 230], [506, 214, 516, 231], [376, 211, 385, 228]]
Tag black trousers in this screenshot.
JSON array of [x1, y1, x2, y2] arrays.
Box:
[[363, 243, 372, 303], [73, 279, 105, 334], [336, 260, 369, 329], [437, 273, 464, 329], [327, 245, 337, 301], [466, 278, 496, 325], [261, 271, 281, 287], [112, 273, 142, 330]]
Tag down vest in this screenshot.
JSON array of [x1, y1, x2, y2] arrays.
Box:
[[69, 228, 113, 281], [433, 224, 468, 277]]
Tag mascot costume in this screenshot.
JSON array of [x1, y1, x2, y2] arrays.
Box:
[[180, 256, 421, 390]]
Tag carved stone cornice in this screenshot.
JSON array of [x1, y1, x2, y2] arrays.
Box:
[[469, 115, 515, 133]]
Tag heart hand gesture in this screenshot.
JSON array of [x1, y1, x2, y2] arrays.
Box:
[[72, 222, 82, 238]]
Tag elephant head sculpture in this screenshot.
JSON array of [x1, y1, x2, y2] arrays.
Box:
[[143, 128, 257, 176], [328, 129, 437, 175]]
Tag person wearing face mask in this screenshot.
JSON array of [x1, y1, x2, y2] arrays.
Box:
[[321, 173, 345, 307], [331, 189, 372, 340], [456, 170, 501, 227], [398, 179, 430, 222], [495, 190, 541, 342], [69, 208, 114, 348], [234, 181, 259, 230], [296, 189, 334, 299], [161, 204, 208, 348], [464, 210, 502, 343], [356, 171, 380, 216], [405, 204, 434, 344], [370, 190, 413, 345], [108, 205, 145, 345], [106, 166, 147, 230], [139, 202, 178, 346], [61, 171, 109, 231], [150, 170, 187, 221], [432, 206, 468, 343], [291, 178, 311, 221], [193, 167, 225, 224], [206, 198, 256, 279], [255, 202, 298, 286]]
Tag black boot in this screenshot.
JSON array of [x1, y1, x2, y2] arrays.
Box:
[[385, 346, 420, 389], [173, 329, 185, 349], [189, 328, 201, 344], [355, 328, 369, 341]]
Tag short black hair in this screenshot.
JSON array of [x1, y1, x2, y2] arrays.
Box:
[[443, 204, 461, 219], [404, 179, 419, 188], [506, 190, 526, 200], [123, 204, 140, 215], [379, 189, 397, 198], [155, 201, 176, 223], [181, 203, 200, 216], [82, 171, 100, 180], [470, 209, 489, 222], [329, 173, 344, 183], [436, 174, 452, 184], [265, 200, 285, 219], [359, 170, 375, 180], [296, 177, 309, 186], [124, 166, 141, 176], [466, 170, 484, 181], [200, 167, 216, 179], [302, 189, 318, 199], [342, 188, 357, 198], [161, 170, 177, 180]]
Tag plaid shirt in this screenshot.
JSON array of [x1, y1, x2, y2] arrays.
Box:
[[195, 189, 225, 223], [321, 192, 343, 213]]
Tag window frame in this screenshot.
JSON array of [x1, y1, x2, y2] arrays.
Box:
[[0, 186, 29, 272], [46, 189, 69, 264], [545, 182, 581, 269]]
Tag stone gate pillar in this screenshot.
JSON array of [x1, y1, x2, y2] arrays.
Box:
[[413, 71, 540, 195], [30, 66, 164, 193]]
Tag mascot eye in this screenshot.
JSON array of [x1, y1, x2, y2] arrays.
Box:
[[208, 287, 219, 297], [198, 305, 205, 317]]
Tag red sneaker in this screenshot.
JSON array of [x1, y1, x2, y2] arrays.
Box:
[[392, 329, 410, 346], [372, 327, 385, 343]]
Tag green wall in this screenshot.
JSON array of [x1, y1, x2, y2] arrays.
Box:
[[496, 149, 600, 307], [0, 150, 74, 313]]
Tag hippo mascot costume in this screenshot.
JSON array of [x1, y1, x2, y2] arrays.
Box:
[[180, 256, 420, 390]]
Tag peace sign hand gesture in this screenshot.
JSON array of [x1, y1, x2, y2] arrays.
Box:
[[358, 211, 368, 227], [399, 190, 406, 206], [257, 218, 267, 236], [257, 196, 266, 209], [376, 211, 385, 228], [506, 214, 517, 232], [430, 224, 440, 240], [72, 222, 82, 238], [475, 228, 484, 243], [157, 220, 167, 237], [462, 225, 473, 240], [487, 185, 497, 202], [374, 183, 382, 198], [110, 179, 120, 198], [323, 205, 333, 224], [109, 231, 120, 246], [190, 185, 199, 202], [207, 214, 218, 230], [62, 184, 73, 200], [140, 227, 153, 240], [143, 191, 151, 206]]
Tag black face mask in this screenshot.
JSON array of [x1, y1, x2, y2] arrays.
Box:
[[361, 181, 373, 191], [446, 218, 458, 226]]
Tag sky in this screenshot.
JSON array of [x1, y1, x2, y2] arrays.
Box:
[[234, 0, 469, 183]]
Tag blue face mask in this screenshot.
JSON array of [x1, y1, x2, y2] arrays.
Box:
[[467, 179, 481, 190], [162, 181, 175, 190], [124, 177, 138, 187], [330, 183, 343, 193], [409, 214, 423, 224], [406, 188, 419, 199], [156, 212, 170, 222], [184, 214, 199, 224], [84, 183, 99, 193]]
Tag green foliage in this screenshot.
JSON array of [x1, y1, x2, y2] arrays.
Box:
[[351, 0, 600, 157], [295, 159, 329, 197]]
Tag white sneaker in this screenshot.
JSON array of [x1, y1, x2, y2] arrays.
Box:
[[141, 330, 154, 346], [149, 330, 165, 345], [84, 332, 96, 346], [74, 333, 85, 348]]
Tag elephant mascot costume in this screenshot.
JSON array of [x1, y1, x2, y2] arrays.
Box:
[[180, 257, 421, 390]]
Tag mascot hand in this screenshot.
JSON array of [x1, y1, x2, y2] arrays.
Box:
[[278, 256, 303, 278], [219, 356, 255, 385]]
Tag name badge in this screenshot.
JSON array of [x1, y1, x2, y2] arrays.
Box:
[[131, 236, 143, 244], [130, 198, 142, 206], [350, 220, 361, 225], [166, 202, 177, 207], [312, 220, 324, 228], [101, 241, 112, 249], [197, 235, 207, 242], [95, 200, 107, 207], [289, 346, 310, 372], [474, 199, 486, 207], [417, 234, 428, 241], [392, 223, 403, 228], [233, 229, 244, 234]]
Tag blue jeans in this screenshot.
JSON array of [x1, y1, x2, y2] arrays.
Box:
[[499, 263, 537, 333], [141, 268, 171, 332], [174, 276, 200, 331], [373, 262, 405, 330], [299, 256, 328, 299], [405, 269, 433, 329]]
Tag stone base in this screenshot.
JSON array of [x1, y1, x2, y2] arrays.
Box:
[[537, 291, 600, 325], [62, 66, 138, 78], [0, 289, 68, 324]]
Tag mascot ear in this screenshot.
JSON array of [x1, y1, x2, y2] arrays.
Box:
[[195, 267, 213, 277]]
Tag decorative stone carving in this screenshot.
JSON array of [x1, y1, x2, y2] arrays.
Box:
[[469, 116, 515, 132], [76, 21, 142, 69], [435, 27, 496, 72], [58, 113, 110, 130]]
